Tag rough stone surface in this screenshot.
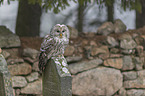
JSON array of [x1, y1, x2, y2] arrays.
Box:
[[136, 45, 144, 56], [26, 72, 39, 82], [7, 58, 24, 65], [122, 56, 134, 71], [107, 36, 119, 47], [133, 57, 143, 70], [89, 40, 97, 46], [127, 89, 145, 96], [0, 54, 14, 96], [120, 39, 137, 49], [67, 25, 78, 38], [104, 58, 123, 69], [21, 79, 42, 95], [32, 61, 39, 72], [110, 48, 120, 53], [119, 34, 132, 41], [23, 48, 39, 59], [12, 76, 27, 88], [64, 45, 75, 56], [114, 19, 127, 33], [118, 87, 126, 96], [69, 59, 103, 74], [121, 49, 135, 54], [72, 67, 123, 96], [66, 56, 82, 63], [110, 54, 123, 58], [98, 53, 109, 60], [97, 22, 114, 36], [24, 57, 37, 63], [124, 70, 145, 88], [43, 56, 72, 96], [0, 26, 21, 48], [122, 71, 137, 81], [2, 50, 10, 59], [91, 46, 109, 56], [8, 63, 32, 75]]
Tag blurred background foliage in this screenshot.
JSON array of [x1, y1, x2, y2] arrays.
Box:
[[0, 0, 142, 13], [0, 0, 144, 37]]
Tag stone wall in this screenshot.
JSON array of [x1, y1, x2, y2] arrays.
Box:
[[69, 33, 145, 96], [1, 22, 145, 96]]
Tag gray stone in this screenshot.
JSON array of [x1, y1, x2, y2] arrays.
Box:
[[133, 57, 143, 70], [97, 22, 114, 36], [23, 48, 39, 59], [24, 57, 37, 63], [110, 54, 123, 58], [72, 67, 123, 96], [7, 58, 24, 65], [118, 87, 126, 96], [0, 54, 14, 96], [98, 53, 109, 60], [66, 56, 82, 63], [32, 61, 40, 72], [43, 56, 72, 96], [8, 63, 32, 75], [124, 70, 145, 88], [64, 45, 75, 56], [0, 26, 20, 48], [120, 39, 137, 49], [89, 40, 97, 46], [119, 34, 132, 41], [114, 19, 127, 33], [127, 89, 145, 96], [136, 45, 144, 56], [121, 49, 135, 54], [12, 76, 27, 88], [26, 72, 39, 82], [104, 58, 123, 69], [15, 89, 21, 96], [69, 59, 103, 74], [110, 48, 120, 53], [21, 79, 42, 95], [122, 71, 137, 81], [107, 36, 119, 47], [2, 50, 10, 59], [91, 46, 109, 56], [67, 25, 78, 38], [122, 56, 135, 71]]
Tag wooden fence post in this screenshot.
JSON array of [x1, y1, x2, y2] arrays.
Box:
[[42, 56, 72, 96], [0, 53, 14, 96]]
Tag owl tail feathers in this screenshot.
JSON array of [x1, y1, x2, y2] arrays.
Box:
[[38, 52, 47, 73]]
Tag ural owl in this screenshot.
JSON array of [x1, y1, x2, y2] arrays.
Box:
[[39, 24, 70, 72]]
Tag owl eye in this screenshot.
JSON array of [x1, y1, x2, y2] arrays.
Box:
[[57, 30, 60, 33], [62, 30, 65, 33]]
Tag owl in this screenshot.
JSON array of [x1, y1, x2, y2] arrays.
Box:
[[39, 24, 70, 72]]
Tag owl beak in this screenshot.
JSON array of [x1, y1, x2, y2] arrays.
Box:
[[59, 33, 62, 38]]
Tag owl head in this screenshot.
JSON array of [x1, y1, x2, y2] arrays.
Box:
[[50, 24, 69, 39]]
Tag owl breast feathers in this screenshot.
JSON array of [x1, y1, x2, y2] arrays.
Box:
[[39, 24, 69, 72]]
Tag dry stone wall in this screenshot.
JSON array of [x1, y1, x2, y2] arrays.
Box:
[[1, 21, 145, 96]]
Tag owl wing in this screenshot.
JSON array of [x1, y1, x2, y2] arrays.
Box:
[[38, 35, 56, 72]]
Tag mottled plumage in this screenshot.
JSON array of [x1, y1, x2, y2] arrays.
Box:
[[39, 24, 69, 72]]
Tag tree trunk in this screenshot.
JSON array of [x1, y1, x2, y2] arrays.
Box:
[[77, 1, 85, 35], [136, 0, 145, 28], [107, 0, 114, 22], [15, 0, 41, 37]]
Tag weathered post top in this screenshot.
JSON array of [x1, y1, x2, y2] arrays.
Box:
[[43, 56, 72, 96], [0, 49, 14, 96]]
